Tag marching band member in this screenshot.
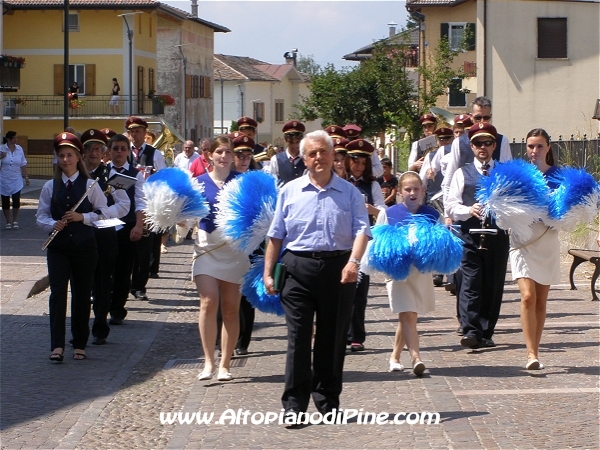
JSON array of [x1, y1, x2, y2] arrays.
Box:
[[37, 133, 109, 362]]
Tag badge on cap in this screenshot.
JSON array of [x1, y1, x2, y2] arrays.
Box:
[[479, 123, 484, 129], [243, 136, 248, 142], [62, 133, 67, 139], [292, 121, 297, 127], [358, 141, 363, 147]]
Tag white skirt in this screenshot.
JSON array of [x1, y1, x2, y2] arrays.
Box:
[[509, 221, 561, 286], [109, 95, 119, 106], [191, 229, 250, 284], [386, 268, 435, 314]]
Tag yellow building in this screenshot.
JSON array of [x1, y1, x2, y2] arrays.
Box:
[[2, 0, 227, 176]]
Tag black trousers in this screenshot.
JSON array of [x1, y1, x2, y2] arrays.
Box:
[[457, 230, 509, 341], [47, 238, 98, 350], [280, 251, 356, 413], [131, 234, 152, 293], [110, 224, 136, 320], [236, 296, 255, 351], [347, 273, 370, 344], [1, 191, 21, 210], [92, 227, 118, 339], [149, 231, 163, 274]]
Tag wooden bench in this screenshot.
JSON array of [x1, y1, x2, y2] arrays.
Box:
[[568, 249, 600, 301]]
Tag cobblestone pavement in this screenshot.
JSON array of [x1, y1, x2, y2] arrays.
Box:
[[1, 194, 599, 449]]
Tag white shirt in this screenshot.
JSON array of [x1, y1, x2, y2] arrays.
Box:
[[371, 151, 383, 178], [442, 134, 511, 218], [446, 159, 495, 222], [36, 172, 110, 233], [133, 143, 166, 171], [408, 140, 420, 169], [174, 152, 199, 170], [109, 162, 146, 212], [264, 149, 300, 178]]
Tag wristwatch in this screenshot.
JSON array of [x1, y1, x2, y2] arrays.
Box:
[[348, 257, 361, 266]]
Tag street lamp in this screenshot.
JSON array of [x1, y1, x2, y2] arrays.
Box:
[[174, 44, 192, 138], [118, 12, 141, 115], [216, 69, 224, 134]]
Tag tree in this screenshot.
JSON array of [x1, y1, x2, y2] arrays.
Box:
[[296, 54, 321, 76]]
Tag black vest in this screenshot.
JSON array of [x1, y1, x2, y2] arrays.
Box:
[[276, 152, 306, 184], [458, 133, 504, 167], [110, 164, 138, 224], [456, 163, 500, 232], [130, 144, 157, 172], [351, 178, 375, 225], [90, 163, 115, 207], [50, 176, 95, 247]]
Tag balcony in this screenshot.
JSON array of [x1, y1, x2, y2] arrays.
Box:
[[2, 95, 166, 118]]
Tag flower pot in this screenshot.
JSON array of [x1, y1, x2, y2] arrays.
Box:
[[152, 102, 164, 115]]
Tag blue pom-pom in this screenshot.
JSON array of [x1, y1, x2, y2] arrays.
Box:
[[368, 224, 412, 280], [547, 166, 600, 231], [240, 255, 284, 316], [216, 171, 278, 254], [143, 167, 209, 232], [476, 159, 550, 239], [410, 215, 463, 274]]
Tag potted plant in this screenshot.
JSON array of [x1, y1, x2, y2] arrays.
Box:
[[152, 94, 175, 114]]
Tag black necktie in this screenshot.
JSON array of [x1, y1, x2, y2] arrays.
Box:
[[115, 167, 124, 173], [66, 180, 73, 190], [482, 164, 490, 176]]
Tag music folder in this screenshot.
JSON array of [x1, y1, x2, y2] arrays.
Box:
[[106, 173, 137, 190]]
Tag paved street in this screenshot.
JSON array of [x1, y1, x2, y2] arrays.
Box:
[[1, 185, 599, 449]]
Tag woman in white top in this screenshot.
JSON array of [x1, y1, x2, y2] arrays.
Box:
[[0, 131, 29, 229]]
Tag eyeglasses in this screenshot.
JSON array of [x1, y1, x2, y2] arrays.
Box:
[[472, 115, 492, 122], [234, 153, 252, 160], [472, 140, 494, 148]]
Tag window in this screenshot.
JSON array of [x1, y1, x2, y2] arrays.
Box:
[[448, 78, 466, 107], [54, 64, 95, 95], [441, 22, 475, 51], [275, 100, 284, 122], [538, 18, 567, 58], [69, 64, 86, 94], [64, 13, 79, 32], [253, 102, 265, 123]]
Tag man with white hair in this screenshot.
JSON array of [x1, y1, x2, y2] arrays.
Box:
[[264, 130, 371, 423], [173, 140, 199, 170]]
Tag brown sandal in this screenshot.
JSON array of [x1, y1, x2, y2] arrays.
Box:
[[73, 350, 86, 360]]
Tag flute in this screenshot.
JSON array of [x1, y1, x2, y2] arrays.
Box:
[[41, 178, 100, 250]]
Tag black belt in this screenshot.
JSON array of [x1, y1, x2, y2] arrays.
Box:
[[288, 250, 351, 259]]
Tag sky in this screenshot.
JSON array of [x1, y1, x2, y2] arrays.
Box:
[[163, 1, 409, 69]]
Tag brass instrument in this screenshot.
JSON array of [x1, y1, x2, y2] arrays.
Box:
[[430, 107, 455, 126], [150, 119, 186, 167], [469, 212, 498, 251], [41, 179, 100, 250], [254, 145, 277, 163]]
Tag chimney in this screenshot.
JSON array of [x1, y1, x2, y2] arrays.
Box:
[[388, 21, 397, 38], [283, 48, 298, 67], [191, 0, 198, 17]]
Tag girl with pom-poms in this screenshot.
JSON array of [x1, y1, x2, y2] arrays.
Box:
[[193, 135, 250, 382], [512, 128, 561, 370], [381, 171, 439, 377]]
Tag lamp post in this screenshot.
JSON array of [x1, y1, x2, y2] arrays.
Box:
[[175, 44, 192, 138], [118, 12, 141, 115], [63, 0, 70, 129], [216, 69, 224, 134]]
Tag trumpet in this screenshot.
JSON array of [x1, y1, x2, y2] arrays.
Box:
[[469, 211, 498, 251], [41, 179, 99, 251]]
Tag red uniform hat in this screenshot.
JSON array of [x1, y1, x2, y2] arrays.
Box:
[[343, 124, 362, 139], [324, 125, 347, 139], [468, 122, 498, 141], [125, 116, 148, 130], [346, 139, 374, 157], [81, 128, 108, 146], [237, 116, 258, 130], [333, 137, 349, 153], [454, 114, 473, 127], [232, 134, 255, 152], [419, 114, 437, 125], [434, 127, 454, 139], [282, 120, 305, 135], [54, 132, 84, 154], [101, 128, 117, 139]]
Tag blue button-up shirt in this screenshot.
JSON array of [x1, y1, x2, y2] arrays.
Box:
[[268, 172, 371, 251]]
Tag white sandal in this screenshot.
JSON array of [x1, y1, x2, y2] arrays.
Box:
[[5, 223, 11, 229], [12, 222, 19, 230]]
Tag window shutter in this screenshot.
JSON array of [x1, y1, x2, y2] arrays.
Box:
[[186, 74, 192, 99], [85, 64, 96, 95], [441, 23, 449, 40], [204, 76, 211, 98], [466, 23, 476, 51], [54, 64, 64, 95]]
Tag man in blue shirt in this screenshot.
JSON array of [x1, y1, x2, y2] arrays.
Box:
[[264, 130, 371, 422]]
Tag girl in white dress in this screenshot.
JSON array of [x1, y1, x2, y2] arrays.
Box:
[[512, 128, 561, 370]]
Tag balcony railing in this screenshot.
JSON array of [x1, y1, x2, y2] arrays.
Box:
[[3, 95, 166, 117]]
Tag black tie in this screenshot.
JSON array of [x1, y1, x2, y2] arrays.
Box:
[[66, 180, 73, 190], [482, 164, 490, 176], [115, 167, 124, 173]]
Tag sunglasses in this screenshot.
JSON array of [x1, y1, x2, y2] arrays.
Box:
[[472, 140, 494, 148], [472, 115, 492, 122]]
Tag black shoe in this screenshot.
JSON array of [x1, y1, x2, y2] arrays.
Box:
[[92, 336, 107, 345], [283, 408, 304, 429], [460, 335, 480, 348], [432, 274, 443, 287], [235, 348, 248, 356], [456, 326, 463, 336], [131, 290, 149, 300], [109, 317, 124, 325], [350, 343, 365, 352], [149, 273, 159, 279], [481, 338, 496, 348]]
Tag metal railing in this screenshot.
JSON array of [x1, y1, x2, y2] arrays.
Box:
[[3, 95, 166, 117], [509, 136, 600, 179]]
